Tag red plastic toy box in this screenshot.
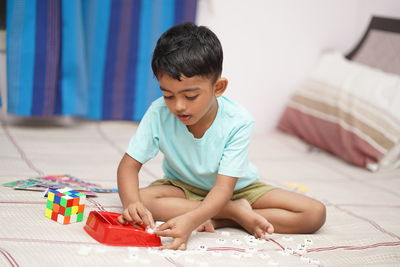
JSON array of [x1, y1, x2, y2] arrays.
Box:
[[84, 211, 161, 247]]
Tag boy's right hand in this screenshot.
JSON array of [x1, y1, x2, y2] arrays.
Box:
[[118, 202, 155, 229]]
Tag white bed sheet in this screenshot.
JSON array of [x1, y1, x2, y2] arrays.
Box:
[[0, 119, 399, 267]]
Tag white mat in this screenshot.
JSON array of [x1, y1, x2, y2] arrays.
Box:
[[1, 117, 399, 267]]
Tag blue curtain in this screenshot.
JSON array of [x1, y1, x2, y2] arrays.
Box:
[[6, 0, 197, 121]]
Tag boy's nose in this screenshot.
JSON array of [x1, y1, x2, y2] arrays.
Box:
[[175, 99, 186, 112]]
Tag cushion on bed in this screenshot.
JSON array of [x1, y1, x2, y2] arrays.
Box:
[[277, 52, 400, 171]]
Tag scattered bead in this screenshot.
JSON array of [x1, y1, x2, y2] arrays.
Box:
[[284, 247, 294, 254], [304, 239, 313, 246], [245, 247, 257, 254], [310, 259, 320, 265], [245, 239, 257, 246], [232, 239, 242, 245], [197, 245, 208, 252], [146, 227, 155, 234], [295, 248, 307, 255], [297, 243, 306, 249], [216, 238, 227, 245], [244, 235, 256, 240]]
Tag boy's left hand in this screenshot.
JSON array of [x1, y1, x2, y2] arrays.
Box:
[[154, 213, 197, 250]]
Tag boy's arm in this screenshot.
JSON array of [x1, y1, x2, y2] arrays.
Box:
[[195, 174, 237, 220], [117, 153, 155, 228], [155, 174, 236, 249]]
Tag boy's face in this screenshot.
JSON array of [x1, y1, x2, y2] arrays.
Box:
[[159, 74, 225, 130]]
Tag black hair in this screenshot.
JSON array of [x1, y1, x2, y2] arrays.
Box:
[[151, 22, 223, 82]]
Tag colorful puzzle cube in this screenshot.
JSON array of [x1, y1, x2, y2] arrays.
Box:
[[45, 189, 86, 224]]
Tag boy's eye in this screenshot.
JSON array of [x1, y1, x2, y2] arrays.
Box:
[[163, 95, 173, 100], [186, 95, 198, 100]]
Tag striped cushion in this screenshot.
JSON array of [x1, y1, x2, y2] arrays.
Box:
[[278, 52, 400, 171]]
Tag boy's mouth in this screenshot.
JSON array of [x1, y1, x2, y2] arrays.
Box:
[[177, 114, 191, 121]]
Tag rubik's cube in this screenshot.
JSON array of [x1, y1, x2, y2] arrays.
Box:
[[45, 189, 86, 224]]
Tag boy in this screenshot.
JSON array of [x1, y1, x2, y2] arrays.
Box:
[[117, 22, 326, 250]]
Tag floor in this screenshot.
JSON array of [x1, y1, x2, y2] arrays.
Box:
[[0, 114, 399, 267]]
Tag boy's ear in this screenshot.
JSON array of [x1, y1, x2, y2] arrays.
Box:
[[214, 78, 228, 97]]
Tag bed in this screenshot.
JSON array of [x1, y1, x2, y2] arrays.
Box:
[[0, 16, 399, 267]]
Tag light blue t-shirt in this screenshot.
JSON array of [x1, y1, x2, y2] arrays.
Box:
[[126, 95, 260, 191]]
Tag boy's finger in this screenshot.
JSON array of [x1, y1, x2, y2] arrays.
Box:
[[154, 229, 174, 238], [139, 209, 155, 228], [161, 239, 185, 250], [267, 224, 274, 234], [147, 211, 155, 229], [155, 221, 170, 231], [121, 210, 133, 223], [137, 208, 150, 226], [118, 215, 128, 224], [128, 210, 144, 225]]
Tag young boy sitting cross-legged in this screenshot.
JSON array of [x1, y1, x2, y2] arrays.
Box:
[[117, 22, 326, 250]]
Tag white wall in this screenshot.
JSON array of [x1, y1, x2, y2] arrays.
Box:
[[196, 0, 400, 133]]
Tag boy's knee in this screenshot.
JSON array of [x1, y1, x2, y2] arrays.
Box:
[[139, 185, 185, 204], [139, 187, 161, 202]]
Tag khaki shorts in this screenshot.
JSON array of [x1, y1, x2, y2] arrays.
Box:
[[150, 179, 275, 204]]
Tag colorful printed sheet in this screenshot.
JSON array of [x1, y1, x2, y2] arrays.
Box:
[[2, 174, 118, 196]]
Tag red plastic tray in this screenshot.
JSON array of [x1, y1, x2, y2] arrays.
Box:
[[84, 211, 161, 247]]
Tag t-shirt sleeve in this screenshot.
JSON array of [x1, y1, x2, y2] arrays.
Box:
[[218, 120, 254, 178], [126, 108, 160, 164]]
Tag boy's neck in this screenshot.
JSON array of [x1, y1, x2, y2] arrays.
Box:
[[187, 99, 219, 139]]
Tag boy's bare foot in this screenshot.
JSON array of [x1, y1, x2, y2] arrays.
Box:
[[196, 220, 216, 232], [228, 199, 274, 238], [196, 218, 239, 232], [196, 199, 274, 238]]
